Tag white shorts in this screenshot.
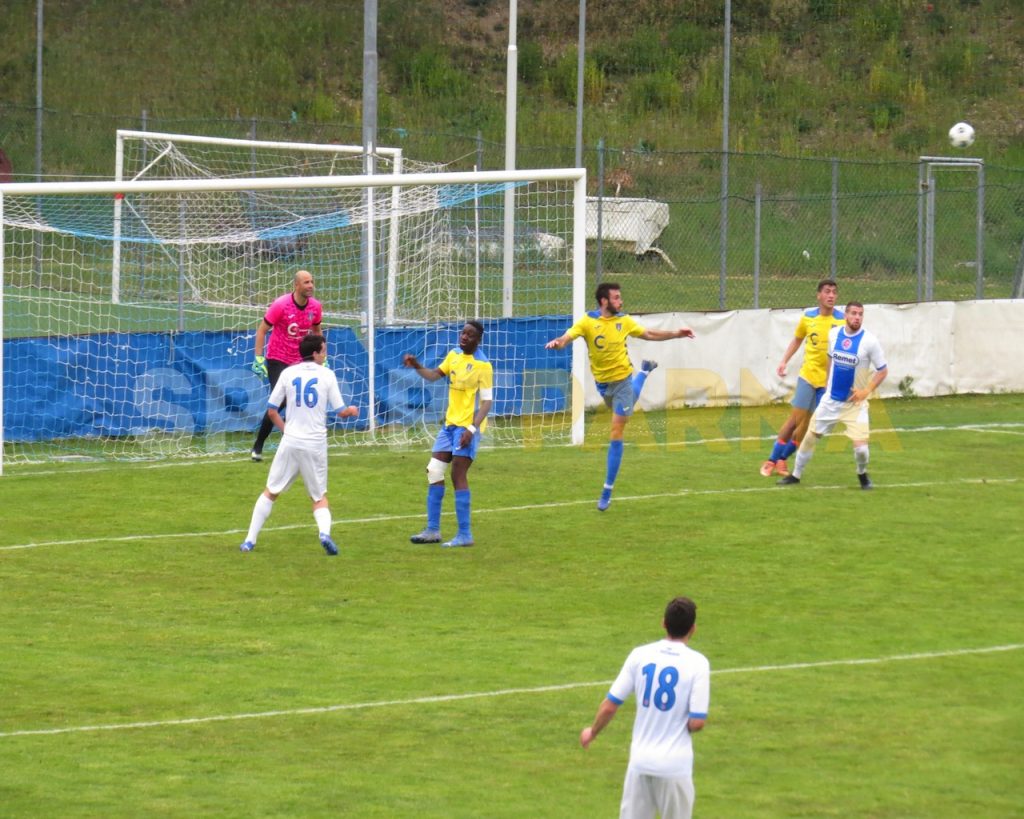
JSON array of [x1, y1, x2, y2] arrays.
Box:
[[811, 397, 871, 441], [265, 437, 329, 501], [620, 768, 694, 819]]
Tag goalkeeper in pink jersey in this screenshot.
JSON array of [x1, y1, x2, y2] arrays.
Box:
[[250, 270, 323, 462]]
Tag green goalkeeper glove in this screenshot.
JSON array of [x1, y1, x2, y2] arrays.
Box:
[[251, 355, 268, 378]]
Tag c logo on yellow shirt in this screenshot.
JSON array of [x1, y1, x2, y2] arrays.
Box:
[[594, 334, 606, 349], [808, 331, 819, 347]]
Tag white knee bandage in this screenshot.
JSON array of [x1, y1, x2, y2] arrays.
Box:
[[426, 457, 449, 484]]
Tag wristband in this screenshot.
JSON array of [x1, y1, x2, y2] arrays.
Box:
[[467, 424, 477, 435]]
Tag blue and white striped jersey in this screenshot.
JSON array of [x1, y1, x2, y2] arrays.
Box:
[[826, 326, 887, 402]]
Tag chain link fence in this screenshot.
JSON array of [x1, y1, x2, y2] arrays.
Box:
[[3, 104, 1023, 312]]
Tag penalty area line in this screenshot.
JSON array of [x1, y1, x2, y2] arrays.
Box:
[[1, 643, 1019, 740]]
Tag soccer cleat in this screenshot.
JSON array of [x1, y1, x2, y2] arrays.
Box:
[[250, 449, 263, 462], [597, 486, 613, 511], [774, 459, 790, 477], [442, 533, 474, 548], [319, 534, 339, 556], [410, 529, 442, 544], [858, 472, 873, 490], [759, 459, 776, 477], [641, 359, 659, 373], [240, 540, 255, 552], [776, 475, 801, 486]]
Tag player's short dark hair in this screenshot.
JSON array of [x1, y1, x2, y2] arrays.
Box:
[[817, 278, 838, 292], [300, 334, 326, 360], [846, 300, 864, 310], [664, 596, 697, 638], [595, 282, 621, 305], [466, 320, 484, 338]]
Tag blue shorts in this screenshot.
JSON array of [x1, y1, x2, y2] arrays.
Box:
[[791, 377, 826, 412], [596, 377, 636, 417], [432, 424, 481, 460]]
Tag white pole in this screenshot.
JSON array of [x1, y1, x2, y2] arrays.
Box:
[[570, 173, 587, 446], [114, 130, 402, 160], [574, 0, 586, 169], [385, 149, 402, 324], [719, 0, 731, 310], [473, 166, 481, 318], [363, 0, 379, 432], [502, 0, 518, 317], [112, 132, 124, 304], [0, 169, 587, 197]]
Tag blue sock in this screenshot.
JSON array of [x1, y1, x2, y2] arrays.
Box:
[[427, 484, 445, 532], [781, 440, 799, 460], [768, 439, 786, 461], [454, 489, 471, 537], [631, 371, 649, 400], [605, 439, 624, 488]]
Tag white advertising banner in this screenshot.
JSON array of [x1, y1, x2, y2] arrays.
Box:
[[579, 300, 1024, 409]]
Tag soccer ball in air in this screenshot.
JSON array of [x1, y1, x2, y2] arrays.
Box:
[[948, 122, 975, 148]]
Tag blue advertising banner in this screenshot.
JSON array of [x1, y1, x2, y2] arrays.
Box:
[[2, 318, 572, 442]]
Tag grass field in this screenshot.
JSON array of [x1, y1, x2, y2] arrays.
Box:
[[1, 394, 1022, 817]]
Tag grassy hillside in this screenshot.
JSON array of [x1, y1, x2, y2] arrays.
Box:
[[1, 0, 1023, 173]]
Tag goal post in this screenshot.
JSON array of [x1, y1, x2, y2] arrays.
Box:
[[0, 168, 587, 471]]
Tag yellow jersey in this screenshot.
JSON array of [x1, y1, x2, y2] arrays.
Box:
[[567, 311, 646, 384], [794, 307, 845, 388], [438, 348, 493, 430]]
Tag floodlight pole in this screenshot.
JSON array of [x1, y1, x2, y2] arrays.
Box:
[[502, 0, 518, 317], [574, 0, 586, 169], [34, 0, 44, 285], [718, 0, 731, 310], [363, 0, 379, 430]]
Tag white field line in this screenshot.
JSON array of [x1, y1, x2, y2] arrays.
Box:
[[4, 421, 1022, 479], [1, 643, 1019, 740], [0, 476, 1018, 553]]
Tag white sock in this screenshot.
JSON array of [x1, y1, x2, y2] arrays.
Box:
[[246, 494, 274, 543], [792, 434, 819, 479], [792, 449, 813, 478], [854, 445, 870, 474], [313, 507, 332, 538]]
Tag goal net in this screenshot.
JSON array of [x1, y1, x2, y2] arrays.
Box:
[[113, 130, 444, 316], [0, 169, 586, 469]]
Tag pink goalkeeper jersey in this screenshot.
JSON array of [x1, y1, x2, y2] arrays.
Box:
[[264, 294, 323, 365]]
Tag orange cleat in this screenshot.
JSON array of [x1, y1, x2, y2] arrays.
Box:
[[759, 460, 776, 477]]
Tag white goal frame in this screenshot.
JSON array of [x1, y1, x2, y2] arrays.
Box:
[[113, 130, 410, 321], [0, 168, 588, 473], [917, 155, 985, 301]]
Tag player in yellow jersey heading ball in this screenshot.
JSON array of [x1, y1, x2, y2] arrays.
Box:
[[546, 283, 695, 511], [759, 279, 844, 478]]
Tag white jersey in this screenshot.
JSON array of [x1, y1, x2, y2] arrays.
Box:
[[267, 360, 344, 446], [825, 325, 887, 403], [608, 638, 711, 778]]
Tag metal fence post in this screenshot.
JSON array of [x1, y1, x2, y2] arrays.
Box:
[[753, 180, 761, 309], [917, 159, 926, 302], [976, 163, 985, 298], [831, 158, 839, 280]]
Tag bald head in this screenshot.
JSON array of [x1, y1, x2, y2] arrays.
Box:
[[292, 270, 315, 304]]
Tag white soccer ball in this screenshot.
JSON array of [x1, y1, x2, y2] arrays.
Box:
[[949, 122, 975, 148]]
